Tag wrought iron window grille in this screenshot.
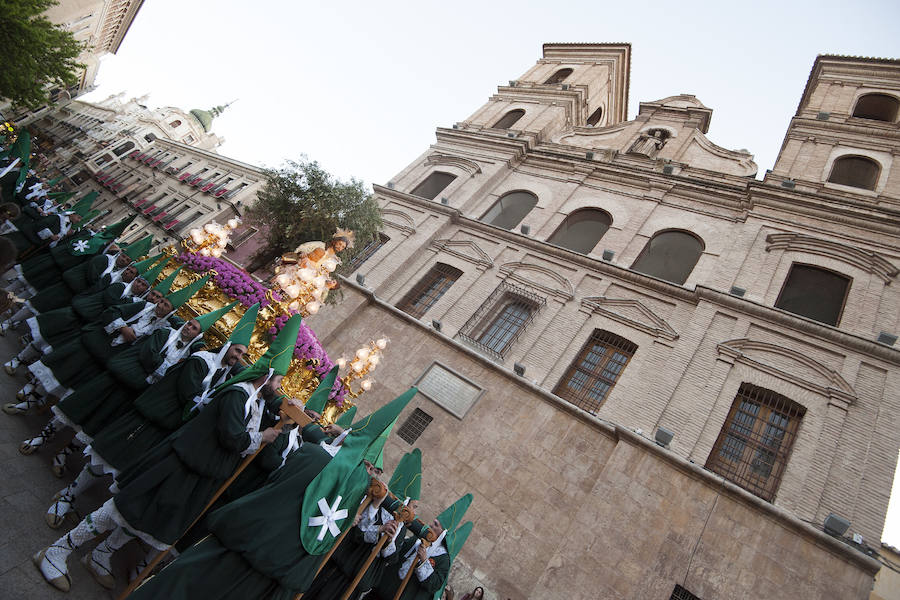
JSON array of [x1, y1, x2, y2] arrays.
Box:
[[397, 263, 463, 319], [397, 408, 433, 445], [456, 281, 546, 361]]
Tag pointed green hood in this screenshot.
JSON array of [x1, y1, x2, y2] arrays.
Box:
[[139, 257, 170, 287], [152, 266, 181, 295], [67, 221, 118, 255], [434, 521, 474, 600], [166, 274, 210, 310], [195, 301, 238, 332], [48, 190, 76, 202], [435, 493, 473, 536], [304, 365, 339, 415], [214, 314, 303, 391], [300, 387, 417, 555], [334, 405, 357, 429], [45, 177, 62, 188], [388, 449, 422, 502], [361, 415, 398, 470], [102, 215, 137, 241], [122, 235, 153, 261], [228, 302, 258, 347], [69, 191, 97, 215], [132, 253, 164, 275]]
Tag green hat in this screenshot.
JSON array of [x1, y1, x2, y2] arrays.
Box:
[[46, 177, 62, 188], [139, 257, 170, 286], [215, 314, 303, 391], [69, 191, 97, 215], [48, 190, 75, 202], [334, 405, 357, 429], [122, 235, 153, 260], [300, 387, 417, 555], [435, 493, 473, 536], [152, 266, 182, 295], [304, 365, 339, 415], [132, 253, 164, 275], [228, 302, 259, 347], [388, 449, 422, 501], [195, 301, 238, 332], [434, 522, 474, 600], [166, 274, 210, 310], [101, 215, 137, 240], [361, 414, 398, 470]]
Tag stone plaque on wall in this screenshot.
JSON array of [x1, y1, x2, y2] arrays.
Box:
[[414, 361, 484, 419]]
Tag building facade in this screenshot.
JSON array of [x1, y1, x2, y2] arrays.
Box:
[[2, 0, 145, 124], [305, 46, 900, 599], [31, 96, 263, 246]]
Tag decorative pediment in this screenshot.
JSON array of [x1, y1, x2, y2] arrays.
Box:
[[424, 153, 482, 177], [430, 239, 493, 269], [717, 338, 856, 404], [580, 296, 678, 341], [381, 209, 416, 235], [499, 261, 574, 300], [675, 132, 757, 177], [766, 232, 899, 283]]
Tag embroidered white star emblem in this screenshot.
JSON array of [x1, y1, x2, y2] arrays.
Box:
[[308, 496, 348, 541], [72, 240, 89, 253]]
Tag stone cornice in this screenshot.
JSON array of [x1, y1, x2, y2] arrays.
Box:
[[580, 296, 678, 341], [430, 239, 494, 269], [765, 232, 899, 282]]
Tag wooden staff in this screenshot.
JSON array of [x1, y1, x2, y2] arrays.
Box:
[[118, 401, 313, 599], [339, 500, 416, 600], [295, 479, 387, 600], [391, 528, 439, 600]]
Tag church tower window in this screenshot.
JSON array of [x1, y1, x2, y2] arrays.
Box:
[[630, 230, 704, 285], [548, 208, 611, 254], [827, 155, 880, 190], [493, 109, 525, 129], [586, 106, 604, 126], [411, 172, 456, 200], [480, 191, 537, 230], [852, 93, 899, 122], [544, 68, 573, 85], [774, 263, 850, 326]]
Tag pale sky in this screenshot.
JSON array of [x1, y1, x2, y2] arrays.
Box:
[[81, 0, 900, 546]]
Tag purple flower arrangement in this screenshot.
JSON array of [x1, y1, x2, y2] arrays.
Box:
[[178, 252, 279, 308], [271, 312, 347, 407], [178, 252, 346, 407]]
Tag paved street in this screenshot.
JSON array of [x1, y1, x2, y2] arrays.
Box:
[[0, 328, 129, 599]]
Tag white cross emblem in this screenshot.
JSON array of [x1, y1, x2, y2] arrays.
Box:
[[72, 240, 89, 254], [308, 496, 348, 541]]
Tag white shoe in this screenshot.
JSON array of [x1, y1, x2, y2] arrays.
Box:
[[81, 549, 115, 589], [33, 546, 72, 592], [4, 357, 19, 375], [45, 493, 74, 529]]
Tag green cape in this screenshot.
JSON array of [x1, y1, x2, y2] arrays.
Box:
[[300, 387, 417, 554]]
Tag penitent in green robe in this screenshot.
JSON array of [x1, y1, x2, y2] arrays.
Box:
[[28, 253, 116, 313], [128, 441, 371, 600], [53, 327, 179, 440], [18, 229, 94, 290], [111, 383, 279, 548], [32, 281, 133, 348], [371, 536, 451, 600], [87, 355, 242, 477], [4, 213, 64, 254]]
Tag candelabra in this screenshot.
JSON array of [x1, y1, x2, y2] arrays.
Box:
[[334, 337, 389, 399], [272, 253, 338, 316], [183, 217, 241, 257]]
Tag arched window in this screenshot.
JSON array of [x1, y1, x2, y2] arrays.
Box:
[[547, 208, 611, 254], [480, 191, 538, 230], [827, 155, 880, 190], [554, 329, 637, 415], [630, 230, 704, 285], [774, 263, 850, 326], [346, 233, 389, 272], [852, 94, 899, 122], [410, 172, 456, 200], [707, 383, 805, 502], [169, 120, 182, 128], [492, 109, 525, 130], [544, 68, 573, 85], [586, 106, 603, 126]]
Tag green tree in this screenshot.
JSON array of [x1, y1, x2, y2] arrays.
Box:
[[245, 158, 383, 278], [0, 0, 85, 108]]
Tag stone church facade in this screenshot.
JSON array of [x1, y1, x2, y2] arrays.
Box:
[[306, 45, 900, 599]]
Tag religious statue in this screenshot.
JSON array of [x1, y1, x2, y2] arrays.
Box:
[[628, 128, 670, 159], [280, 227, 355, 271]]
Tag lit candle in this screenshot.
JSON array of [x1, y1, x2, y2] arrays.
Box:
[[361, 379, 373, 391], [368, 354, 380, 367], [336, 357, 347, 369], [356, 347, 370, 360], [375, 338, 388, 350], [306, 301, 321, 314], [352, 361, 364, 373]]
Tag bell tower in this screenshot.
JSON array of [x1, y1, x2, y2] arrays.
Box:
[[461, 43, 631, 140]]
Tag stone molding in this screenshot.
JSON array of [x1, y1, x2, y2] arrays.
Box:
[[430, 238, 494, 269], [765, 232, 899, 283], [423, 153, 483, 176], [716, 338, 857, 404], [499, 261, 575, 300], [381, 208, 416, 235], [580, 296, 679, 341]]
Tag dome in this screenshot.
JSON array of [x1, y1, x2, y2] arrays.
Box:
[[188, 103, 230, 132]]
